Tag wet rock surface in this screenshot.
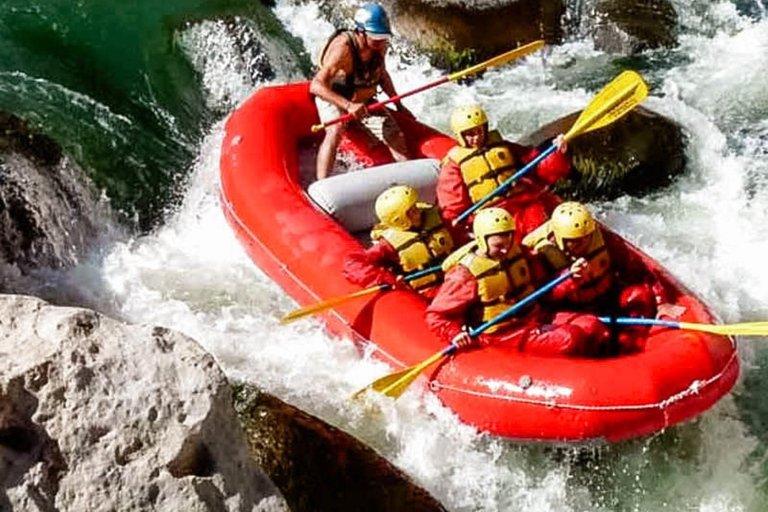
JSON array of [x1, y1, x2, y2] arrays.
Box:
[[0, 112, 109, 274], [238, 388, 447, 512], [384, 0, 564, 66], [590, 0, 678, 54], [522, 105, 687, 200]]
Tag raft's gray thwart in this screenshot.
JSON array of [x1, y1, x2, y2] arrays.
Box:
[[307, 159, 440, 232]]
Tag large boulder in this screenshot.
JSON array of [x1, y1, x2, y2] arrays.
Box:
[[589, 0, 678, 54], [521, 106, 686, 200], [0, 295, 287, 512], [0, 112, 109, 274], [312, 1, 677, 68], [379, 0, 676, 68], [382, 0, 564, 67], [238, 388, 447, 512]]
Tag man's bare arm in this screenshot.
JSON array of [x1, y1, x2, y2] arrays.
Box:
[[310, 40, 354, 111], [379, 69, 397, 98]]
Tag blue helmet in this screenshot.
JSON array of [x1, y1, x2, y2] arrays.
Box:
[[353, 3, 392, 39]]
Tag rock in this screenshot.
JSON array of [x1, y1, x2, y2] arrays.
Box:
[[383, 0, 563, 68], [589, 0, 678, 54], [313, 1, 676, 68], [225, 16, 278, 85], [238, 388, 447, 512], [0, 112, 110, 274], [0, 295, 288, 512], [521, 106, 686, 200]]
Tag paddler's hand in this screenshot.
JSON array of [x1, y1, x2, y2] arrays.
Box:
[[570, 257, 587, 281], [451, 330, 474, 349], [393, 274, 411, 291], [553, 134, 568, 154], [346, 102, 368, 120]]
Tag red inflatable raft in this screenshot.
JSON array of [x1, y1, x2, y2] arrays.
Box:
[[219, 82, 738, 443]]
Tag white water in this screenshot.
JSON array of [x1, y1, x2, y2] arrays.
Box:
[[28, 1, 768, 510]]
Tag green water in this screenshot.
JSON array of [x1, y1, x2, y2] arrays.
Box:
[[0, 0, 308, 229]]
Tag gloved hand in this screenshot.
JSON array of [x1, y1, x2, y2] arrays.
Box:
[[619, 284, 656, 319], [393, 274, 412, 291], [451, 330, 475, 349], [569, 257, 588, 281], [347, 101, 368, 120], [553, 133, 568, 154]]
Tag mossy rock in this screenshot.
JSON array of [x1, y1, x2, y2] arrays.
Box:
[[521, 106, 687, 201], [381, 0, 563, 70], [235, 385, 447, 512]]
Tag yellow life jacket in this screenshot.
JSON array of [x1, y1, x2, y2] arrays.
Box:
[[371, 204, 454, 290], [521, 220, 570, 270], [441, 240, 478, 273], [444, 130, 527, 205], [525, 225, 613, 304], [459, 245, 535, 333]]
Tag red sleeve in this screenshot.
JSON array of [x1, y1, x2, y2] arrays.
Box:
[[342, 239, 399, 288], [425, 266, 478, 342], [604, 233, 667, 303], [521, 146, 572, 186], [549, 267, 579, 302], [436, 157, 474, 244], [437, 156, 472, 223]]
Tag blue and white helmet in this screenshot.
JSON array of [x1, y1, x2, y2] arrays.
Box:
[[353, 3, 392, 40]]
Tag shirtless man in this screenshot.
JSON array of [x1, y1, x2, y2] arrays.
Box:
[[310, 3, 412, 180]]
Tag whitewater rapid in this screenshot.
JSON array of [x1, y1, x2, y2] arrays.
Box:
[[28, 1, 768, 510]]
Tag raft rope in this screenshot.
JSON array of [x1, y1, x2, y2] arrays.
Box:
[[425, 348, 738, 426]]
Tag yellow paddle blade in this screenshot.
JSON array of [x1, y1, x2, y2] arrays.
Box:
[[679, 321, 768, 336], [280, 285, 385, 324], [448, 40, 545, 82], [352, 367, 413, 400], [353, 350, 447, 400], [564, 70, 649, 142]]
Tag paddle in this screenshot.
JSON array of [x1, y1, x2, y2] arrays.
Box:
[[310, 40, 545, 133], [452, 70, 649, 226], [353, 270, 574, 400], [599, 316, 768, 336], [280, 264, 442, 324]]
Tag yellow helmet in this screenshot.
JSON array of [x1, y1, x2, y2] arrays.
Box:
[[550, 202, 596, 248], [450, 105, 488, 147], [473, 207, 515, 253], [375, 185, 419, 230]]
